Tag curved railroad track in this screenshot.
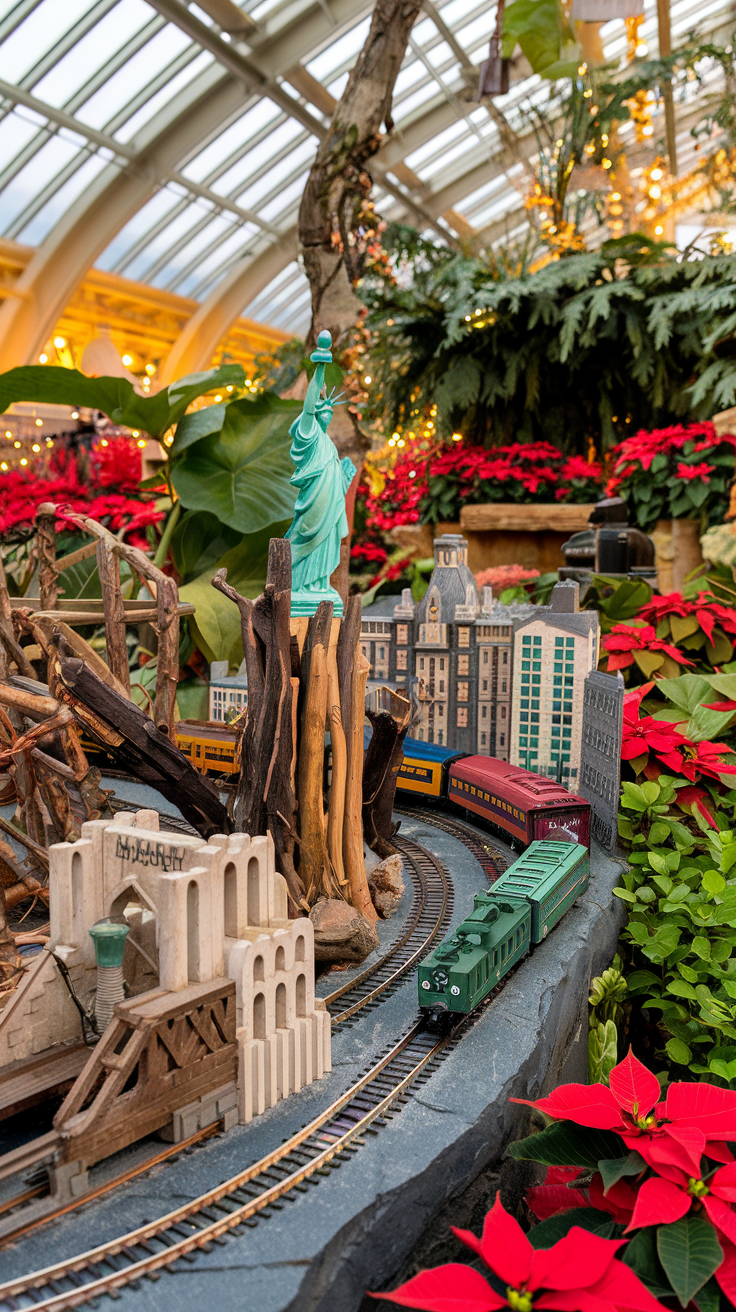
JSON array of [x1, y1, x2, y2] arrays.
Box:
[[0, 1020, 462, 1311], [324, 835, 453, 1024], [396, 804, 513, 883]]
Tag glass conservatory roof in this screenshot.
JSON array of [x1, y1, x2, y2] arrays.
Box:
[[0, 0, 732, 338]]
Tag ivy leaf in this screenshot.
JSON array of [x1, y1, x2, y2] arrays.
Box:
[[657, 1217, 724, 1307]]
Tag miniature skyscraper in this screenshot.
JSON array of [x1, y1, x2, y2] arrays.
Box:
[[510, 581, 600, 785]]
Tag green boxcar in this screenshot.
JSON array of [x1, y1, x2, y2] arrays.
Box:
[[418, 895, 531, 1014], [491, 840, 589, 943]]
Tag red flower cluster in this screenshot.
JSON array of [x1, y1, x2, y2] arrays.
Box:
[[621, 681, 736, 782], [359, 441, 604, 531], [521, 1051, 736, 1302], [603, 623, 694, 671], [90, 436, 142, 491], [372, 1193, 664, 1312], [350, 542, 388, 567], [637, 591, 736, 645], [606, 422, 736, 493], [0, 440, 161, 548]]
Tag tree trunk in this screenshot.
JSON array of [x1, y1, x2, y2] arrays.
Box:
[[298, 0, 423, 465]]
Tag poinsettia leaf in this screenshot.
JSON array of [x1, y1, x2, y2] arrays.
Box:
[[634, 650, 665, 676], [508, 1121, 627, 1168], [693, 1275, 722, 1312], [598, 1151, 648, 1193], [527, 1207, 616, 1248], [623, 1226, 676, 1297], [705, 632, 734, 665], [657, 1216, 724, 1307]]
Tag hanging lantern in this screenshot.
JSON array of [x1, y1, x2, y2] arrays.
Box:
[[572, 0, 643, 19], [478, 0, 510, 99]]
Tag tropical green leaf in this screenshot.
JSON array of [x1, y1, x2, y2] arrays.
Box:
[[170, 510, 241, 584], [180, 523, 291, 666], [657, 1217, 723, 1306], [598, 1150, 647, 1192], [171, 398, 299, 533], [0, 363, 245, 440]]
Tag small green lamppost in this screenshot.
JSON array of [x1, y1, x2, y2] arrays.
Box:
[[89, 920, 130, 1034]]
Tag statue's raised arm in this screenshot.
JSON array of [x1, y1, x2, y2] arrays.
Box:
[[285, 330, 356, 618]]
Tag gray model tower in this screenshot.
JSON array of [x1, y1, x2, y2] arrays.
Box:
[[580, 670, 624, 851]]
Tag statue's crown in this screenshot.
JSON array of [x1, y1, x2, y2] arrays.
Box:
[[311, 329, 332, 364]]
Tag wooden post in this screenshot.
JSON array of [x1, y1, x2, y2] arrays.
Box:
[[363, 690, 411, 858], [35, 503, 58, 612], [656, 0, 677, 176], [297, 601, 336, 904], [153, 573, 179, 738], [339, 595, 376, 922], [96, 539, 131, 695]]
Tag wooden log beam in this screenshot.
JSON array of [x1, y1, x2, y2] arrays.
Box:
[[363, 704, 410, 857], [53, 641, 228, 838], [96, 538, 131, 695]]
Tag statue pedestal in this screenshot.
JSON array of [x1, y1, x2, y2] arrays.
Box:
[[290, 586, 344, 618]]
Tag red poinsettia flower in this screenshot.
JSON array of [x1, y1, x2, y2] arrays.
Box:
[[513, 1050, 736, 1177], [637, 591, 736, 644], [676, 784, 718, 826], [526, 1166, 589, 1220], [603, 624, 694, 672], [370, 1194, 665, 1312], [626, 1158, 736, 1246], [679, 740, 736, 783], [622, 683, 689, 771], [676, 461, 715, 482]]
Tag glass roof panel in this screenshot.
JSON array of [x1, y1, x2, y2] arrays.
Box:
[[30, 0, 154, 107], [0, 0, 731, 346], [0, 0, 92, 83]]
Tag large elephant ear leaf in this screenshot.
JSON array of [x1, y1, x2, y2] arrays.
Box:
[[0, 362, 245, 442], [170, 397, 300, 533], [180, 525, 290, 667]]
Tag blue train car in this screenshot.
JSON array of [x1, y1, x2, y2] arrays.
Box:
[[396, 735, 466, 799]]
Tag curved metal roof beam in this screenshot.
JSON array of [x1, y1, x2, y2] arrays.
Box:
[[160, 225, 299, 381]]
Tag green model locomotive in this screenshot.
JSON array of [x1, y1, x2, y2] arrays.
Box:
[[418, 840, 589, 1019]]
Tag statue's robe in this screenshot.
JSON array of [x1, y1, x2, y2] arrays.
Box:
[[286, 410, 355, 593]]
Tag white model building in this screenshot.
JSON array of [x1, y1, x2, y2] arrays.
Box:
[[209, 659, 248, 723], [0, 810, 330, 1126], [509, 580, 600, 786]]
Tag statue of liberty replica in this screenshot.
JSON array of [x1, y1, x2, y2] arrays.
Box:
[[286, 330, 356, 617]]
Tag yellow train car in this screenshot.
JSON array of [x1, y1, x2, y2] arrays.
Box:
[[175, 720, 239, 775]]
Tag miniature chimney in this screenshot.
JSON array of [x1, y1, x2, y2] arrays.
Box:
[[550, 580, 580, 613]]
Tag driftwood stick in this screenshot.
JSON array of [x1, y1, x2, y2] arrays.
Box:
[[297, 602, 335, 903], [0, 812, 49, 867], [339, 596, 376, 921], [97, 539, 131, 694], [153, 574, 178, 738], [0, 623, 36, 680], [363, 701, 411, 857], [326, 620, 348, 889], [35, 504, 58, 611], [0, 683, 59, 720]]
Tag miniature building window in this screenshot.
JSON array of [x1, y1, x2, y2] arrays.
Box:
[[254, 993, 266, 1040], [458, 682, 468, 701], [437, 731, 444, 744], [522, 661, 530, 671], [224, 862, 237, 937], [501, 705, 507, 718], [254, 954, 265, 981], [397, 625, 408, 644], [483, 650, 489, 664], [566, 637, 575, 646], [187, 880, 199, 982], [501, 678, 507, 692], [361, 644, 370, 661], [481, 732, 487, 746], [458, 628, 470, 647], [438, 704, 444, 716], [458, 655, 469, 675], [248, 856, 261, 926], [296, 973, 307, 1017], [481, 704, 487, 718], [440, 659, 446, 671], [378, 646, 385, 660], [500, 733, 506, 747], [276, 982, 287, 1028], [439, 680, 445, 692], [555, 637, 564, 647], [457, 708, 468, 727], [397, 650, 408, 670], [420, 658, 425, 671], [482, 679, 488, 692], [295, 935, 306, 961], [502, 650, 508, 664], [275, 945, 286, 971]]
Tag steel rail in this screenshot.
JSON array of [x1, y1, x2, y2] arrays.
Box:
[[0, 1022, 453, 1309], [324, 836, 453, 1023], [396, 805, 513, 882]]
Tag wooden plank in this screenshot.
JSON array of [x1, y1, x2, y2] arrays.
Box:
[[117, 978, 236, 1025], [459, 502, 596, 532], [0, 1043, 89, 1121], [0, 1130, 60, 1183]]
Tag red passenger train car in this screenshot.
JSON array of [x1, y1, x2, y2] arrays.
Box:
[[448, 755, 591, 848]]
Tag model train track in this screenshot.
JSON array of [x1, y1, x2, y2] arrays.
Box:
[[0, 1020, 461, 1311], [324, 835, 453, 1024], [396, 806, 512, 882]]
